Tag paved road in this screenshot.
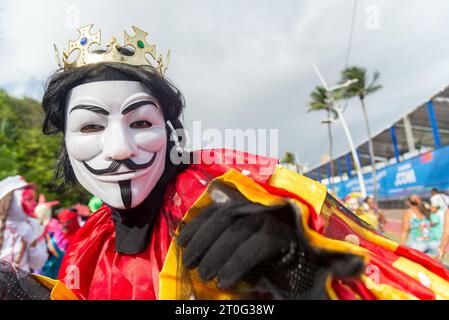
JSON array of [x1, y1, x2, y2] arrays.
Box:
[[384, 209, 404, 221], [383, 209, 403, 239]]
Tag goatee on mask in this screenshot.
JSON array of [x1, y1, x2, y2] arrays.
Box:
[[65, 79, 167, 209]]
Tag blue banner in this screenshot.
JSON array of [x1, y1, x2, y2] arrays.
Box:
[[331, 144, 449, 201]]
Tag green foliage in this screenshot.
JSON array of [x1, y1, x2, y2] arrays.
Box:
[[308, 86, 328, 111], [340, 66, 383, 100], [307, 85, 338, 119], [281, 151, 296, 165], [0, 89, 90, 207]]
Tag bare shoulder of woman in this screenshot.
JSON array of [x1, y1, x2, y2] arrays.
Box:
[[403, 209, 415, 224]]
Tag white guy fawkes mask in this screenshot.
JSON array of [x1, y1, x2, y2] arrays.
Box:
[[65, 81, 167, 209]]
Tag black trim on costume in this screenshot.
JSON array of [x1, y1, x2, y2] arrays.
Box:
[[111, 177, 168, 254]]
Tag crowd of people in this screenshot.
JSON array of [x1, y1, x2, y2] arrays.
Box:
[[399, 189, 449, 261], [343, 192, 387, 233], [340, 188, 449, 263], [0, 175, 102, 278]]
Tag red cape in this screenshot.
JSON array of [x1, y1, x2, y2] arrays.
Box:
[[58, 149, 278, 299]]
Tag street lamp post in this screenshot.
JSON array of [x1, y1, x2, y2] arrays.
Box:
[[312, 64, 367, 197]]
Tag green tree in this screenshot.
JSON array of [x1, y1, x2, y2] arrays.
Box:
[[308, 86, 337, 187], [340, 66, 382, 197], [281, 151, 300, 173], [0, 89, 90, 208], [281, 151, 296, 165]]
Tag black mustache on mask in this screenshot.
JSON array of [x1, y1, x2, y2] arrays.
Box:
[[82, 153, 157, 175]]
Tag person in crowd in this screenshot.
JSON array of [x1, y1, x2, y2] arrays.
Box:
[[40, 208, 80, 279], [0, 176, 48, 272], [57, 209, 81, 247], [34, 194, 60, 235], [344, 192, 380, 229], [71, 203, 92, 226], [438, 210, 449, 261], [364, 195, 387, 233], [430, 188, 449, 240], [33, 194, 63, 277], [400, 194, 440, 258]]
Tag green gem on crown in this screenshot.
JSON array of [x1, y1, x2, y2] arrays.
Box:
[[137, 40, 145, 48]]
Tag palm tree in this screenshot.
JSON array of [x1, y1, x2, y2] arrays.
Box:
[[281, 151, 299, 172], [281, 151, 296, 165], [340, 66, 382, 197], [308, 86, 338, 188]]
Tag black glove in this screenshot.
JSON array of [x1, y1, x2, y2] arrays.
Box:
[[0, 260, 51, 300], [177, 181, 364, 299]]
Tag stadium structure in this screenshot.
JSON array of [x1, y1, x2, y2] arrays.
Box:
[[305, 86, 449, 207]]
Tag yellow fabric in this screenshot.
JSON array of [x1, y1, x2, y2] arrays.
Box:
[[361, 275, 418, 300], [161, 165, 449, 300], [268, 165, 327, 216], [392, 257, 449, 300], [160, 169, 284, 299], [159, 167, 369, 299], [32, 274, 79, 300], [325, 275, 339, 300], [357, 211, 379, 229], [267, 166, 371, 259]]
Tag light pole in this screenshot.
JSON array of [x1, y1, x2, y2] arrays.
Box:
[[312, 64, 367, 197]]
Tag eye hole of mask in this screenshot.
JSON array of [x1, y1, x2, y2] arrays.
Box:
[[130, 120, 152, 129], [80, 124, 105, 133]]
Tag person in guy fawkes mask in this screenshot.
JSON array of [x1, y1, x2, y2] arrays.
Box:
[[2, 25, 449, 301]]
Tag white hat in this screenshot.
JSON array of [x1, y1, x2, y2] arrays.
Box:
[[0, 175, 33, 200]]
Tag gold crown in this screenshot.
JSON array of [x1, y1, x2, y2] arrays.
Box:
[[54, 24, 170, 76]]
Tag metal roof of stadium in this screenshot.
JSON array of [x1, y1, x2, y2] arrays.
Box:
[[307, 85, 449, 181]]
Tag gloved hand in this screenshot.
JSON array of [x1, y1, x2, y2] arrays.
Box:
[[0, 260, 50, 300], [177, 181, 364, 299]]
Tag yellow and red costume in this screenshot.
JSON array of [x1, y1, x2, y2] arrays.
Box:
[[38, 149, 449, 300]]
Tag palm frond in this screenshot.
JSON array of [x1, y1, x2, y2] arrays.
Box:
[[333, 88, 346, 100], [366, 84, 383, 95], [340, 66, 367, 98], [366, 71, 382, 94], [330, 108, 339, 120], [307, 101, 328, 112], [341, 66, 383, 99], [308, 86, 329, 112]]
